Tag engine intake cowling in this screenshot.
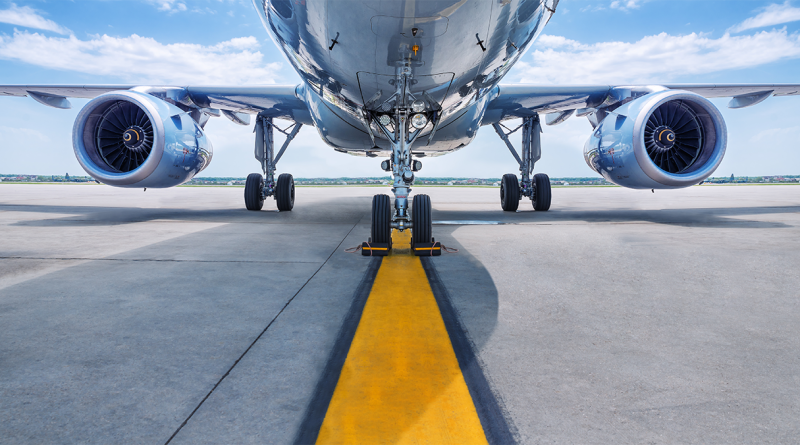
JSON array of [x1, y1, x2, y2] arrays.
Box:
[[73, 90, 212, 187], [584, 90, 726, 189]]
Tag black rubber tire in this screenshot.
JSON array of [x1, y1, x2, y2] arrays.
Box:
[[371, 194, 392, 246], [244, 173, 264, 211], [275, 173, 295, 211], [412, 194, 432, 245], [500, 174, 520, 212], [533, 173, 552, 211]]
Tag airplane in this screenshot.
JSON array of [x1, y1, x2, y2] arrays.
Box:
[[2, 0, 799, 252]]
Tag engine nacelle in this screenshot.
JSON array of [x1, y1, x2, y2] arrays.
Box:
[[584, 90, 726, 189], [73, 90, 212, 188]]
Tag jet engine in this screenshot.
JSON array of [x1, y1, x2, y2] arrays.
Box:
[[584, 90, 726, 189], [73, 90, 212, 187]]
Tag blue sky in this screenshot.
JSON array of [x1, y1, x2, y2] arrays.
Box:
[[1, 0, 800, 178]]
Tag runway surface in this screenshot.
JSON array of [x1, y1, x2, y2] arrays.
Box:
[[1, 183, 799, 444]]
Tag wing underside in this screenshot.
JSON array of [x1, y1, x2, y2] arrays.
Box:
[[3, 82, 799, 128], [0, 84, 312, 124], [484, 83, 800, 124]]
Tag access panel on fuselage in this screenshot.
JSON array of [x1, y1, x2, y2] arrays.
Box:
[[324, 0, 493, 120], [355, 72, 454, 111]]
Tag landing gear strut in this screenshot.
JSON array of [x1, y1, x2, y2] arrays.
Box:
[[363, 64, 440, 250], [492, 115, 552, 211], [244, 114, 302, 211]]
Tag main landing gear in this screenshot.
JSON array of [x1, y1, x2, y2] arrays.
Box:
[[244, 114, 302, 211], [493, 115, 552, 212], [363, 64, 438, 255]]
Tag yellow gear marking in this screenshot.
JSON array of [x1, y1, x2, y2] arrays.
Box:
[[317, 230, 489, 445]]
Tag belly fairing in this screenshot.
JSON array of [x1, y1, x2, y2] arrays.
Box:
[[254, 0, 551, 153]]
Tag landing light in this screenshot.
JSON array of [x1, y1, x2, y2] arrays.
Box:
[[411, 113, 427, 129], [411, 100, 426, 113], [379, 114, 392, 126]]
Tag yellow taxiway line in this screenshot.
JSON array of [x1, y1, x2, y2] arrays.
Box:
[[316, 230, 489, 444]]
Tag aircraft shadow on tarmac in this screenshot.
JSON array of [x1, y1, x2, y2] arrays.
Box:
[[432, 205, 800, 229], [3, 196, 370, 227], [5, 200, 799, 229]]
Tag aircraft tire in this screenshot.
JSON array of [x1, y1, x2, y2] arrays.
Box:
[[244, 173, 264, 211], [371, 194, 392, 246], [533, 173, 552, 211], [501, 174, 520, 212], [412, 194, 432, 245], [276, 173, 295, 211]]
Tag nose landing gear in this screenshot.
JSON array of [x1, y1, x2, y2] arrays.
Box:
[[363, 64, 441, 255]]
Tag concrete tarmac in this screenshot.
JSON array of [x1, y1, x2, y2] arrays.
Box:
[[1, 183, 799, 444]]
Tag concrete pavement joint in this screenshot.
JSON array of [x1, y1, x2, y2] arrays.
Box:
[[4, 220, 361, 226], [0, 257, 319, 263], [163, 220, 361, 445]]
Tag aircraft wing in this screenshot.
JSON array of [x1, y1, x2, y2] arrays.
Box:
[[0, 85, 134, 99], [484, 83, 800, 124], [0, 84, 312, 124]]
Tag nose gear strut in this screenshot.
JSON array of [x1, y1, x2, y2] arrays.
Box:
[[361, 63, 440, 253]]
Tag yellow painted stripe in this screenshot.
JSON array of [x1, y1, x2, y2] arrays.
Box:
[[317, 231, 488, 444]]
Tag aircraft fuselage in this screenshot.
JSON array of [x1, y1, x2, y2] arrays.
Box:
[[254, 0, 552, 155]]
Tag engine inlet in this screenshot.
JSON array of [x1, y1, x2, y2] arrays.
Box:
[[644, 101, 703, 174], [96, 101, 154, 172]]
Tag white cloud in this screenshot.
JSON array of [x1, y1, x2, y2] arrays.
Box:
[[0, 3, 71, 34], [0, 125, 51, 143], [748, 125, 800, 143], [146, 0, 188, 13], [0, 30, 282, 85], [515, 29, 800, 84], [730, 1, 800, 33], [580, 5, 605, 13], [610, 0, 641, 11]]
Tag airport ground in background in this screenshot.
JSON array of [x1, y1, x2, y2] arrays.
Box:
[[3, 173, 800, 187]]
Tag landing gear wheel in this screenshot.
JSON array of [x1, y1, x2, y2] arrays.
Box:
[[275, 173, 295, 211], [533, 173, 551, 211], [500, 174, 520, 212], [412, 194, 432, 246], [371, 194, 392, 246], [244, 173, 264, 211]]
